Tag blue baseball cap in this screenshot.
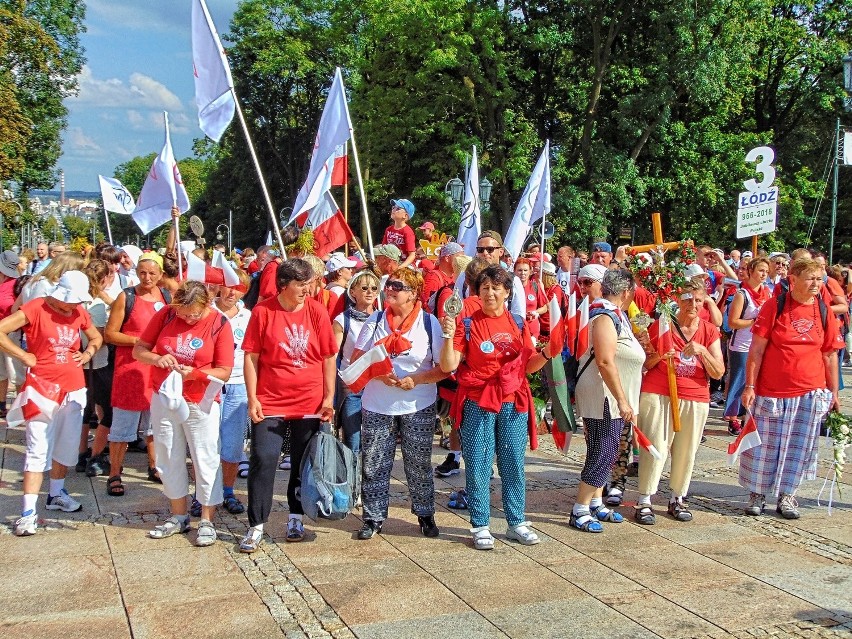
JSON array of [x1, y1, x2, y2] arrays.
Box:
[[391, 199, 415, 217], [592, 241, 612, 253]]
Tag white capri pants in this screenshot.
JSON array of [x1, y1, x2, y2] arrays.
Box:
[[150, 392, 223, 506], [24, 388, 87, 473]]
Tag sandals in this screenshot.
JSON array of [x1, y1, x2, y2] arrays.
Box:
[[569, 512, 603, 533], [237, 460, 250, 479], [147, 467, 162, 484], [605, 487, 623, 507], [223, 495, 245, 515], [591, 504, 624, 523], [667, 499, 693, 522], [195, 519, 217, 547], [189, 498, 202, 518], [107, 475, 125, 497], [471, 525, 494, 550], [506, 522, 540, 545], [239, 527, 262, 553], [447, 489, 469, 509], [634, 505, 656, 525], [149, 515, 190, 539]]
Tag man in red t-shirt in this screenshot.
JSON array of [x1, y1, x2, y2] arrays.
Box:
[[382, 199, 417, 269], [257, 248, 284, 303], [421, 242, 463, 314]]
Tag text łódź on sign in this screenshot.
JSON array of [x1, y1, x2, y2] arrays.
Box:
[[736, 186, 778, 239], [736, 145, 778, 239]]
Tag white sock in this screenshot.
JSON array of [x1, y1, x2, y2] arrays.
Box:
[[451, 451, 461, 462], [290, 513, 302, 521], [572, 503, 590, 517], [48, 479, 64, 497], [671, 492, 684, 504], [608, 486, 623, 496], [638, 494, 652, 506], [22, 493, 37, 515], [589, 497, 603, 509], [253, 523, 264, 534]]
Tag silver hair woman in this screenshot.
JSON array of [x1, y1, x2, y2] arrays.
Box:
[[570, 269, 646, 532]]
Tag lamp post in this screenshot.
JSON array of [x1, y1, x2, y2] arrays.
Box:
[[830, 51, 852, 264], [216, 224, 231, 253], [445, 176, 493, 213]]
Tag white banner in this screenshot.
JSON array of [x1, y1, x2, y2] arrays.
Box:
[[504, 141, 550, 260], [844, 131, 852, 166], [457, 145, 481, 257], [191, 0, 235, 143], [98, 175, 135, 214]]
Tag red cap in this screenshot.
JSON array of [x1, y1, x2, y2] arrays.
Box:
[[418, 222, 436, 231]]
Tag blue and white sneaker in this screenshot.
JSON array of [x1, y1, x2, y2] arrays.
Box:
[[46, 489, 82, 512]]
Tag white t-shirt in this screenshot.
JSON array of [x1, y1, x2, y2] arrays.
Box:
[[220, 305, 251, 385], [556, 268, 572, 295], [333, 310, 367, 370], [354, 309, 444, 415], [83, 297, 109, 370]]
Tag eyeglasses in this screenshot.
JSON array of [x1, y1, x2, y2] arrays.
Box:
[[577, 278, 597, 286], [360, 285, 378, 292], [384, 280, 412, 292], [179, 310, 204, 321], [774, 261, 789, 267], [476, 246, 499, 254]]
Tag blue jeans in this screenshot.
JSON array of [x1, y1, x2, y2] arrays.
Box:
[[219, 383, 248, 463], [339, 390, 362, 453], [724, 351, 748, 419]]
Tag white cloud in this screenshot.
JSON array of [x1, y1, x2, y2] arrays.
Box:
[[127, 109, 191, 134], [73, 65, 183, 112], [68, 127, 101, 152]]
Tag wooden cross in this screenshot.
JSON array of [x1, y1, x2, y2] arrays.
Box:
[[631, 211, 688, 253]]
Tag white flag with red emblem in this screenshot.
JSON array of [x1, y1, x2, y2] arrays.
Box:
[[727, 414, 762, 465], [191, 0, 235, 143], [633, 422, 662, 460], [290, 68, 353, 222], [575, 296, 590, 358], [133, 112, 191, 234], [7, 374, 65, 427], [339, 344, 393, 393]]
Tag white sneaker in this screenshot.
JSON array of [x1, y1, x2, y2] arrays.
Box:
[[286, 517, 304, 542], [14, 512, 37, 536], [278, 455, 291, 470], [506, 522, 540, 545], [45, 489, 82, 512]]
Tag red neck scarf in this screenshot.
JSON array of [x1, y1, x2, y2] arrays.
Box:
[[742, 281, 770, 308], [376, 302, 422, 356]]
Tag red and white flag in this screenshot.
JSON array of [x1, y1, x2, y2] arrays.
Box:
[[211, 250, 240, 286], [564, 292, 577, 354], [339, 344, 393, 393], [185, 250, 239, 287], [290, 68, 353, 222], [7, 374, 65, 427], [633, 423, 662, 460], [330, 143, 348, 186], [191, 0, 235, 143], [727, 414, 762, 465], [657, 312, 674, 355], [133, 112, 191, 234], [547, 295, 564, 357], [299, 191, 353, 258], [575, 297, 590, 358]]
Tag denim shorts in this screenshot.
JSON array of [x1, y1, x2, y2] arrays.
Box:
[[109, 408, 151, 443], [219, 383, 248, 463]]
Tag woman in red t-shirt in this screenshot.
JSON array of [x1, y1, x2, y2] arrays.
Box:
[[635, 279, 725, 525], [739, 258, 842, 519], [240, 259, 337, 550], [133, 282, 234, 546], [440, 266, 553, 550], [513, 258, 548, 338], [0, 271, 102, 536]]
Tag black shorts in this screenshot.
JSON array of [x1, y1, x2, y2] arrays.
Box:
[[84, 365, 114, 428]]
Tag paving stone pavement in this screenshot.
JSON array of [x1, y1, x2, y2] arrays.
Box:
[[1, 372, 851, 639]]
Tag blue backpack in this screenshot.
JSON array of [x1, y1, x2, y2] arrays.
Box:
[[298, 423, 360, 521]]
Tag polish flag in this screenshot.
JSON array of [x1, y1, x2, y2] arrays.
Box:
[[7, 374, 65, 427], [658, 312, 674, 355], [564, 292, 577, 354], [191, 0, 235, 143], [330, 143, 348, 186], [211, 250, 240, 287], [727, 414, 762, 465], [575, 297, 590, 358], [185, 250, 239, 287], [547, 295, 565, 358], [339, 344, 393, 393], [298, 191, 353, 257], [633, 423, 662, 460]]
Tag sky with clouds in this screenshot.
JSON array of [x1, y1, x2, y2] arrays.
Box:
[[61, 0, 238, 192]]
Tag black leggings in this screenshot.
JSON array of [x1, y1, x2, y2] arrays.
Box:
[[247, 417, 319, 527]]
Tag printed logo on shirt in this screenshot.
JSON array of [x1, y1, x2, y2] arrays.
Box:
[[165, 333, 201, 365], [385, 230, 406, 247], [48, 325, 79, 364], [491, 332, 519, 356], [791, 317, 814, 336], [280, 323, 310, 368], [675, 353, 697, 377], [234, 328, 245, 340]]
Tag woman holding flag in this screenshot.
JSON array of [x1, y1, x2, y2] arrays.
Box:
[[738, 257, 841, 519], [635, 279, 724, 525], [439, 266, 553, 550], [0, 271, 102, 536], [570, 270, 644, 532]]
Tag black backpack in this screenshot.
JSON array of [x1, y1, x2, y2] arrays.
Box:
[[242, 272, 262, 310], [120, 285, 172, 330], [774, 290, 828, 330]]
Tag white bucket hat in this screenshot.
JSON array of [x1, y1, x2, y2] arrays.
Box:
[[49, 271, 93, 303]]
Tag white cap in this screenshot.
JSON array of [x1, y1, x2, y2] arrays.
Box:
[[49, 270, 92, 303], [683, 263, 708, 279], [742, 250, 753, 258], [577, 264, 607, 282], [325, 253, 358, 272], [121, 245, 143, 267], [541, 261, 557, 275]]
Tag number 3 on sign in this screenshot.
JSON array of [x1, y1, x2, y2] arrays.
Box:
[[743, 146, 775, 192]]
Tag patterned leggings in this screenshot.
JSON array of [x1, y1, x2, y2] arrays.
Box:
[[459, 399, 528, 528], [609, 420, 633, 490], [361, 404, 436, 523], [581, 401, 624, 488]]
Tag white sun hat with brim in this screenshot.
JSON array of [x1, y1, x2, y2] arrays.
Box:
[[683, 263, 708, 279], [49, 271, 93, 303]]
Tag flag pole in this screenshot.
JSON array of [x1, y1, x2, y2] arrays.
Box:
[[348, 132, 374, 258], [174, 211, 183, 278], [232, 93, 287, 258], [344, 140, 349, 256], [102, 206, 113, 245]]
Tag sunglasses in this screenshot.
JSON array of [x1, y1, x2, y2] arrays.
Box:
[[359, 285, 378, 292], [577, 278, 597, 286], [384, 280, 412, 292], [774, 261, 788, 267], [476, 246, 499, 254]]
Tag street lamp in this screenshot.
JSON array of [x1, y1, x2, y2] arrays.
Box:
[[479, 177, 493, 213], [216, 224, 230, 252], [444, 177, 464, 211], [829, 51, 852, 264]]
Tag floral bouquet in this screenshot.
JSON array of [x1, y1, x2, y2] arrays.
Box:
[[624, 240, 696, 309], [824, 411, 851, 496]]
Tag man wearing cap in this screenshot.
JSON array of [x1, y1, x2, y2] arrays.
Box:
[[372, 244, 401, 276], [0, 250, 21, 417], [418, 221, 437, 243], [696, 245, 736, 298], [0, 271, 103, 535], [766, 252, 790, 293], [589, 242, 613, 267], [382, 199, 417, 269], [421, 242, 463, 313]]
